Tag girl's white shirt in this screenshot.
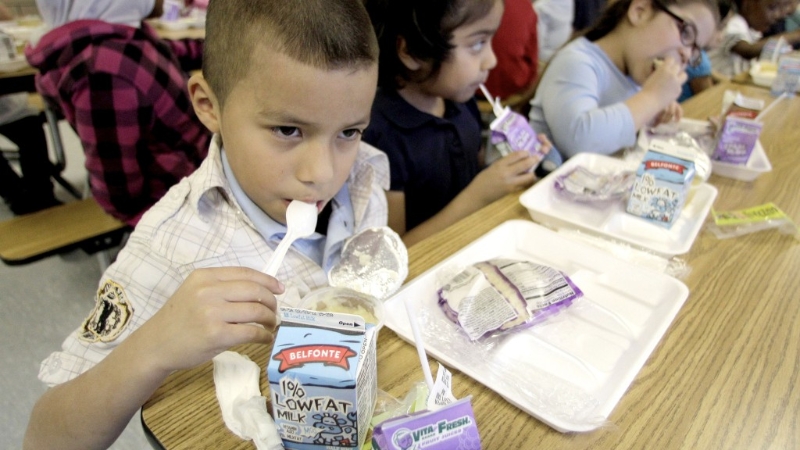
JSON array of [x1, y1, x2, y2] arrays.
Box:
[[708, 14, 763, 77]]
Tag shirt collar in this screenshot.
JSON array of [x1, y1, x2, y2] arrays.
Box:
[[220, 145, 327, 265], [187, 135, 389, 269]]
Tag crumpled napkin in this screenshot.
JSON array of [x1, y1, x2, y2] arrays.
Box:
[[212, 351, 284, 450]]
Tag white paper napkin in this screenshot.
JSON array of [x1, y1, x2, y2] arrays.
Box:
[[212, 351, 284, 450]]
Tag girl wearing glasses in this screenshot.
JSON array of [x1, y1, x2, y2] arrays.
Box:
[[528, 0, 721, 161]]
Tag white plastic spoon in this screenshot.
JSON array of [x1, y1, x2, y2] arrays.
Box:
[[263, 200, 318, 276]]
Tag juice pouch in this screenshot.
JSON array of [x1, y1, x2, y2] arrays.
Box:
[[489, 106, 547, 165], [712, 117, 763, 165], [712, 92, 764, 165], [479, 84, 549, 169], [372, 397, 482, 450], [626, 139, 696, 229], [268, 307, 377, 449]]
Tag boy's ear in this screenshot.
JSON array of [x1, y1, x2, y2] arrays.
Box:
[[188, 73, 221, 134], [396, 36, 422, 71], [627, 0, 651, 26]]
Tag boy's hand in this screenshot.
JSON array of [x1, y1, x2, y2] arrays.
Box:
[[642, 57, 687, 108], [652, 101, 683, 126], [133, 267, 283, 375], [470, 150, 538, 205]]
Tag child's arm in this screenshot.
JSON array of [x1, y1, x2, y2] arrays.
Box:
[[688, 75, 714, 97], [537, 54, 681, 157], [24, 267, 281, 450], [394, 148, 541, 247], [731, 30, 800, 60], [624, 57, 686, 130]]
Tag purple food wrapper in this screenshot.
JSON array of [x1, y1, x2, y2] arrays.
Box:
[[372, 397, 482, 450], [489, 107, 546, 165], [437, 259, 582, 341], [712, 116, 763, 165], [553, 166, 636, 203]]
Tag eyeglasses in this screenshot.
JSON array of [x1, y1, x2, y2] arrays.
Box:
[[651, 0, 702, 67]]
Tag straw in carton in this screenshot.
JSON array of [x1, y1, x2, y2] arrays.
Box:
[[755, 92, 788, 122]]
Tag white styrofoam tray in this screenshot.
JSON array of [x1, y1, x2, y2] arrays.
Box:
[[384, 220, 689, 432], [749, 61, 800, 92], [519, 153, 718, 257], [637, 118, 772, 182]]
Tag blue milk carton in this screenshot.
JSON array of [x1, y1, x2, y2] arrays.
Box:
[[626, 139, 696, 228], [268, 307, 378, 449]]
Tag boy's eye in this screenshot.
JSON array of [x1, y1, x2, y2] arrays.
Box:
[[340, 128, 363, 139], [273, 126, 301, 137]]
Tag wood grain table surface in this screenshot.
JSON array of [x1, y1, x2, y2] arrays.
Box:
[[142, 81, 800, 449]]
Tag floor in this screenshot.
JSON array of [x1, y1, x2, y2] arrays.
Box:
[[0, 123, 151, 449]]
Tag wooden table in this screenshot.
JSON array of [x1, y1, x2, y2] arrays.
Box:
[[142, 81, 800, 449]]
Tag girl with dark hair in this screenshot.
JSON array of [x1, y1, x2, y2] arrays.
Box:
[[528, 0, 721, 160], [364, 0, 553, 247]]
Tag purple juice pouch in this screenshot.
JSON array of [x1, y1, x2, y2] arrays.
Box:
[[372, 397, 482, 450], [489, 107, 547, 165], [712, 116, 763, 165]]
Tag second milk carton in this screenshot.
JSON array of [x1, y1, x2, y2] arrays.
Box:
[[268, 307, 378, 449], [626, 139, 696, 228]]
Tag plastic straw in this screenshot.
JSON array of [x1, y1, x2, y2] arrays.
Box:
[[479, 83, 504, 117], [404, 298, 435, 392], [771, 37, 786, 63], [755, 92, 788, 122]]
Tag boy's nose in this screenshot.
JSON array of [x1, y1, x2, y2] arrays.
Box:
[[296, 141, 335, 185]]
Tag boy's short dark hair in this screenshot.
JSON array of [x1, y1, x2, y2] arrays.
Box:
[[203, 0, 379, 106], [366, 0, 496, 90]]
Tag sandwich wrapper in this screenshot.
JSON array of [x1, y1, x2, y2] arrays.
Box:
[[213, 226, 408, 448]]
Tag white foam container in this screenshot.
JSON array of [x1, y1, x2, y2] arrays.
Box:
[[383, 220, 689, 432], [520, 152, 717, 257], [750, 61, 778, 88], [710, 141, 772, 181], [636, 118, 772, 182]]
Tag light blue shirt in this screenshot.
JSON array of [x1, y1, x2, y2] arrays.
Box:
[[221, 149, 354, 271], [528, 37, 639, 160]]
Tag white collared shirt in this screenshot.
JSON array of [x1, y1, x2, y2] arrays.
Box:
[[38, 134, 389, 386]]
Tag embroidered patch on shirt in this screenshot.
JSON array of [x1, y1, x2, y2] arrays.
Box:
[[79, 280, 133, 343]]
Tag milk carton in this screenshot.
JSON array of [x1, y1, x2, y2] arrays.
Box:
[[268, 307, 378, 449], [626, 139, 696, 228]]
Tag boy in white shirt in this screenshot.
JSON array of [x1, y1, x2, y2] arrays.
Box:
[[23, 0, 388, 448]]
